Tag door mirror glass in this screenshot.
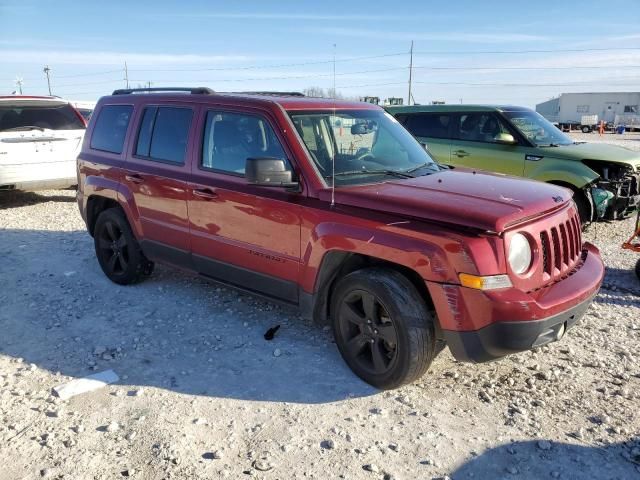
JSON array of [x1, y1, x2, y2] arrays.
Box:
[[494, 133, 517, 145], [351, 122, 375, 135], [245, 157, 297, 187]]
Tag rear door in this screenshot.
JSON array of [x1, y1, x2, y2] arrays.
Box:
[[399, 112, 452, 164], [187, 107, 302, 303], [123, 103, 197, 267], [450, 112, 524, 176]]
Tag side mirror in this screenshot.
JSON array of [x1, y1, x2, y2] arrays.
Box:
[[494, 133, 517, 145], [351, 123, 373, 135], [246, 157, 298, 189], [420, 141, 430, 153]]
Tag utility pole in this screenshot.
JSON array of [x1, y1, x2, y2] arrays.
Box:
[[15, 77, 23, 94], [407, 41, 414, 106], [124, 61, 129, 88], [43, 65, 52, 95]]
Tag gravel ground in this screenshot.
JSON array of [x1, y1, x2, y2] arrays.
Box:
[[1, 133, 639, 480]]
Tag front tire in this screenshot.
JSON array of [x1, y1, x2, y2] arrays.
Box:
[[574, 191, 593, 226], [94, 208, 154, 285], [331, 268, 436, 389]]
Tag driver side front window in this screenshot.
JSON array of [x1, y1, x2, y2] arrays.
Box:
[[201, 111, 288, 175], [458, 113, 511, 144]]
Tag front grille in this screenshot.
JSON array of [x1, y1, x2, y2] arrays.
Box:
[[539, 210, 582, 281]]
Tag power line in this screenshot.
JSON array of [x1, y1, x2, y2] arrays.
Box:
[[414, 46, 640, 55], [129, 52, 408, 73], [337, 79, 640, 88], [414, 64, 640, 71]]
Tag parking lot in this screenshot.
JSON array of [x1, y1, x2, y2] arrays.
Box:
[[0, 134, 639, 479]]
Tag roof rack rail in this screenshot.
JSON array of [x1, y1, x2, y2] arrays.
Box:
[[112, 87, 215, 95], [239, 91, 305, 97]]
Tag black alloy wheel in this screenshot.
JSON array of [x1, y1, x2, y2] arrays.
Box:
[[97, 219, 129, 276], [336, 289, 399, 376], [93, 208, 154, 285]]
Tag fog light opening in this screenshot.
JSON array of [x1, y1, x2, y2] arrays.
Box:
[[556, 322, 567, 341]]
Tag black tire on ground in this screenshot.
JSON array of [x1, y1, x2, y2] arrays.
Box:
[[93, 207, 154, 285], [573, 190, 593, 227], [330, 268, 437, 389], [635, 258, 640, 281], [581, 125, 591, 133]]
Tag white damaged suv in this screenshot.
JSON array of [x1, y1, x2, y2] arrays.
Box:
[[0, 95, 86, 191]]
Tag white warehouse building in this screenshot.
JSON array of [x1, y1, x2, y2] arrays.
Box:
[[536, 92, 640, 128]]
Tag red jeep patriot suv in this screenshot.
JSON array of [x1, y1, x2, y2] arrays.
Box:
[[77, 87, 604, 389]]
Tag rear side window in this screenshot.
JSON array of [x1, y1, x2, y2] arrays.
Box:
[[90, 105, 133, 154], [135, 106, 193, 164], [404, 113, 451, 139], [0, 104, 85, 132]]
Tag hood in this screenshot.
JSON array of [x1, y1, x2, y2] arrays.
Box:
[[544, 142, 640, 167], [319, 169, 571, 232]]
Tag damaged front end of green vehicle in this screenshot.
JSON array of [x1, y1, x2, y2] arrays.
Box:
[[387, 104, 640, 224]]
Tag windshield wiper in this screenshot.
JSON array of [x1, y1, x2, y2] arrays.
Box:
[[538, 143, 560, 147], [326, 169, 415, 179], [1, 126, 46, 132], [405, 162, 440, 174]]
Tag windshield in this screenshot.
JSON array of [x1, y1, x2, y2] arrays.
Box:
[[0, 104, 86, 132], [502, 110, 573, 146], [289, 109, 439, 186]]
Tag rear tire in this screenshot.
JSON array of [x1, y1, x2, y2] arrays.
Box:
[[581, 125, 591, 133], [330, 268, 436, 389], [94, 208, 154, 285], [635, 259, 640, 281]]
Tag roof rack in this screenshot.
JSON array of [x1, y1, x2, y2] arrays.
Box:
[[238, 91, 305, 97], [112, 87, 215, 95]]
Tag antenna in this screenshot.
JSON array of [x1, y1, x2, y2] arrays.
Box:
[[14, 77, 23, 95], [124, 61, 129, 88], [408, 40, 413, 106], [43, 65, 52, 95], [331, 43, 336, 207]]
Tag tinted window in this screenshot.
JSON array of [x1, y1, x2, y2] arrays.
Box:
[[202, 111, 287, 175], [457, 113, 511, 143], [135, 107, 157, 157], [90, 105, 133, 154], [0, 104, 85, 131], [136, 107, 192, 164], [405, 113, 451, 139]]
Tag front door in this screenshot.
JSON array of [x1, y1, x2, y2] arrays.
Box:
[[123, 104, 196, 267], [187, 108, 302, 303], [450, 112, 524, 176], [400, 112, 452, 164]]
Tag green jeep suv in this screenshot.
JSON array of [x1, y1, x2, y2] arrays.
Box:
[[387, 105, 640, 223]]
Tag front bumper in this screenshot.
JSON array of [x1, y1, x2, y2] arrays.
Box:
[[442, 291, 595, 362], [427, 242, 604, 363], [601, 171, 640, 219]]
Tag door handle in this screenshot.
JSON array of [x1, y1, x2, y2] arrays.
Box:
[[193, 188, 218, 200], [453, 150, 470, 158], [125, 173, 144, 184]]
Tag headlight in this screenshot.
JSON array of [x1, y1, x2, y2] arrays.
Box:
[[508, 233, 532, 275]]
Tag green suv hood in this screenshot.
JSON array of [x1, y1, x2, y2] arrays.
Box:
[[543, 142, 640, 168]]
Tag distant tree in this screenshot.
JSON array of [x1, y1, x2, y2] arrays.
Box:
[[303, 86, 358, 100], [303, 86, 326, 98]]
